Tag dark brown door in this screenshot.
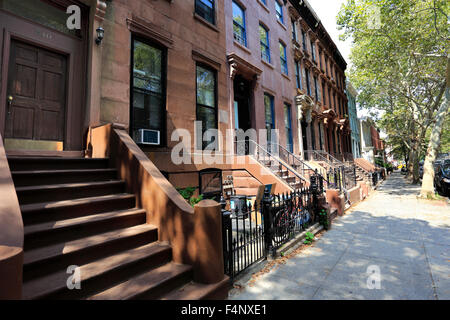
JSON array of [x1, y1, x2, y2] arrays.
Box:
[[5, 40, 66, 141]]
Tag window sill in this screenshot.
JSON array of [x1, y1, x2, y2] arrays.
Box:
[[233, 40, 251, 55], [281, 72, 290, 81], [277, 19, 287, 31], [194, 13, 219, 33], [257, 0, 270, 13], [261, 59, 274, 69]]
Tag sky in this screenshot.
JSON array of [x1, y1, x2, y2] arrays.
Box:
[[307, 1, 376, 119], [306, 0, 352, 68]]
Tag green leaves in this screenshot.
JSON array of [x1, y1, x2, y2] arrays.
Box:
[[338, 0, 449, 160]]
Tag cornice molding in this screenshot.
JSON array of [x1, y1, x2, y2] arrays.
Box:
[[126, 15, 174, 48]]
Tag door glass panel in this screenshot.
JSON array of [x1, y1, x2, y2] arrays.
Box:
[[0, 0, 80, 37]]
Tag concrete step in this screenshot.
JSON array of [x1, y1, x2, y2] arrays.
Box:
[[21, 194, 136, 225], [23, 242, 172, 300], [160, 278, 230, 300], [24, 208, 147, 250], [23, 224, 158, 280], [11, 168, 118, 187], [16, 180, 126, 204], [88, 263, 193, 300], [7, 157, 109, 171]]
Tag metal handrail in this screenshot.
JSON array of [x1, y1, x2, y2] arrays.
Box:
[[304, 150, 344, 169], [268, 143, 329, 185], [235, 140, 307, 187]]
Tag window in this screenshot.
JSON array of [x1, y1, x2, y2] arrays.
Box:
[[199, 169, 222, 202], [318, 48, 322, 69], [260, 0, 267, 5], [292, 20, 297, 41], [196, 64, 217, 150], [131, 38, 166, 145], [310, 41, 316, 62], [310, 120, 316, 150], [264, 94, 275, 145], [284, 104, 293, 152], [295, 61, 302, 90], [301, 30, 307, 51], [195, 0, 215, 25], [305, 68, 311, 96], [328, 89, 332, 109], [232, 1, 246, 46], [275, 1, 284, 24], [322, 81, 326, 104], [259, 24, 270, 63], [279, 42, 288, 75], [314, 76, 319, 101], [325, 56, 328, 75]]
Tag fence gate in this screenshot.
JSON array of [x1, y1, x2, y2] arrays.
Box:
[[222, 185, 320, 280], [222, 201, 266, 279]]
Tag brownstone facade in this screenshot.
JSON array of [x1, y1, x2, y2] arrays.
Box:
[[225, 0, 299, 154], [288, 0, 352, 161], [0, 0, 352, 193]]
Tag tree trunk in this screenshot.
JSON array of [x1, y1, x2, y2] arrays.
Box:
[[420, 56, 450, 197]]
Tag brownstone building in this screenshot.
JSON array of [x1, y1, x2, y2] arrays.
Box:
[[225, 0, 299, 154], [287, 0, 352, 163]]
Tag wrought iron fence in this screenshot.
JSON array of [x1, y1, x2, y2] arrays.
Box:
[[222, 200, 266, 279], [222, 181, 322, 280], [267, 188, 316, 251], [326, 165, 357, 191]]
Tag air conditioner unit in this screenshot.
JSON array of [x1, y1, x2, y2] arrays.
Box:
[[135, 129, 160, 145]]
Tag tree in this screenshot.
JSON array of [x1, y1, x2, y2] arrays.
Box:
[[337, 0, 449, 187]]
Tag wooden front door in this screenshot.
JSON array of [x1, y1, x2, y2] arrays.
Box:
[[5, 40, 67, 142]]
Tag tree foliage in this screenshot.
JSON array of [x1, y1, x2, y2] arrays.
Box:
[[337, 0, 449, 184]]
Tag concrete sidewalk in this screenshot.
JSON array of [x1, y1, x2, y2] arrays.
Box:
[[229, 172, 450, 300]]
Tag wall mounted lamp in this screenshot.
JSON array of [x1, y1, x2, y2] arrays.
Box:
[[95, 27, 104, 45]]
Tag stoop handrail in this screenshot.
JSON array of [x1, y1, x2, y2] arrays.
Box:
[[235, 139, 307, 187], [86, 124, 228, 284]]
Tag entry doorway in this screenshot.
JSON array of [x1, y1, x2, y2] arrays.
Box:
[[233, 75, 252, 132], [5, 40, 67, 147], [0, 0, 88, 152], [233, 75, 252, 155]]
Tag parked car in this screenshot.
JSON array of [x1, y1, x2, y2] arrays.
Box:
[[434, 159, 450, 196]]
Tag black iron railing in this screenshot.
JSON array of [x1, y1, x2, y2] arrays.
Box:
[[235, 139, 306, 189], [269, 143, 312, 179], [266, 188, 316, 251], [221, 199, 267, 279], [305, 150, 357, 191], [222, 175, 323, 280]]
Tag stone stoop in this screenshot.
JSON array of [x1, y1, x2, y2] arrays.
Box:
[[8, 156, 227, 300]]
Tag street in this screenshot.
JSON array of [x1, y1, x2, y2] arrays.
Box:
[[230, 172, 450, 300]]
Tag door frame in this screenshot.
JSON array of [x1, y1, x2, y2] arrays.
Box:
[[0, 0, 89, 151]]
